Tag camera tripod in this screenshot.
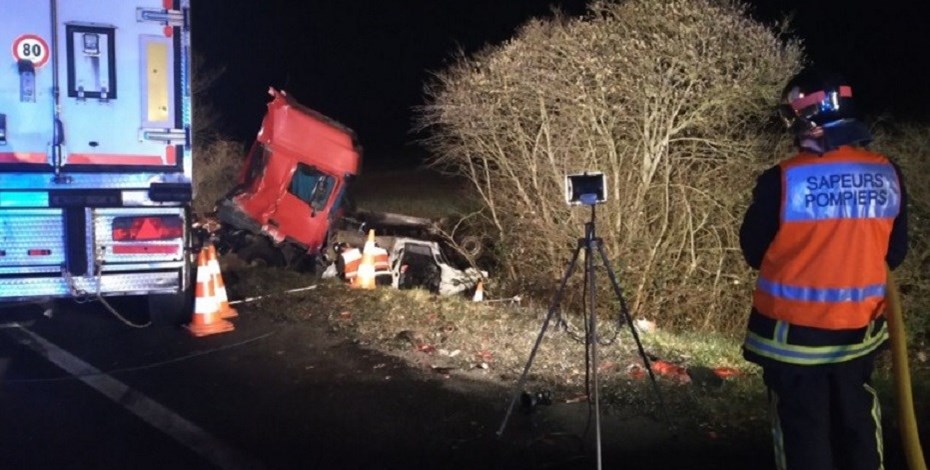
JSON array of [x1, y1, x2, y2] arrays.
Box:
[[496, 204, 669, 470]]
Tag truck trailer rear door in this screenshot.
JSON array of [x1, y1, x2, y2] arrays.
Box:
[[0, 1, 193, 308]]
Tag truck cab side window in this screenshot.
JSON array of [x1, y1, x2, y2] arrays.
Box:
[[289, 163, 335, 212]]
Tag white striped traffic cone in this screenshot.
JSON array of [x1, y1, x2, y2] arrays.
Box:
[[353, 229, 377, 290], [472, 281, 484, 302], [206, 244, 238, 319], [184, 249, 234, 337]]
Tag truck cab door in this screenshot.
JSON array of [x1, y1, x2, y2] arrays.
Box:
[[268, 162, 336, 250]]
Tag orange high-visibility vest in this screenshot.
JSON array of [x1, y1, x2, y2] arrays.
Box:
[[752, 146, 902, 330]]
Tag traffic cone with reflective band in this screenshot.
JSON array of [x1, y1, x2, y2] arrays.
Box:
[[184, 249, 235, 337], [353, 229, 377, 289], [206, 244, 238, 319], [340, 247, 362, 283], [472, 281, 484, 302]]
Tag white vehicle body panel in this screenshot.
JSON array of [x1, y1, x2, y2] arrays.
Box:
[[387, 237, 484, 296]]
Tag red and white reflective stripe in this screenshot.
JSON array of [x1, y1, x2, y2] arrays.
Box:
[[341, 249, 362, 279], [67, 147, 175, 165], [790, 86, 853, 112], [1, 147, 177, 166], [0, 152, 47, 164], [371, 247, 391, 273], [112, 245, 180, 255]]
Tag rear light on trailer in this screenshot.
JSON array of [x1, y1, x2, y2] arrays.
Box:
[[112, 215, 183, 241]]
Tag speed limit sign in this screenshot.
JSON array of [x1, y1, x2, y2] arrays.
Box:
[[12, 34, 50, 68]]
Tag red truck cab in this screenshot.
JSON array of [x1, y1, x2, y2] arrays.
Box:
[[216, 88, 361, 270]]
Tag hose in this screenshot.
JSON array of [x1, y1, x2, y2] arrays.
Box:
[[885, 265, 927, 470]]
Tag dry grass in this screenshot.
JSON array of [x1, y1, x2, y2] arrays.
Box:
[[350, 169, 478, 219], [192, 139, 246, 216], [222, 261, 777, 430], [872, 123, 930, 345], [222, 263, 930, 434]]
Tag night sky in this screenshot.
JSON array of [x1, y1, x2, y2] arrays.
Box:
[[192, 0, 930, 169]]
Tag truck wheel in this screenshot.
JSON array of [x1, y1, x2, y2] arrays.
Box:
[[237, 238, 284, 267], [148, 287, 193, 326]]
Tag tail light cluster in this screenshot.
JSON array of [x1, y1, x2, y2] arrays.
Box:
[[112, 215, 183, 241]]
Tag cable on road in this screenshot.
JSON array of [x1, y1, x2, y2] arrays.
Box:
[[64, 258, 152, 329], [3, 328, 275, 383]]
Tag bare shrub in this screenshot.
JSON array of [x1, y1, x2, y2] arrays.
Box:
[[192, 139, 245, 216], [872, 123, 930, 342], [190, 53, 244, 216], [417, 0, 804, 332], [191, 52, 226, 143]]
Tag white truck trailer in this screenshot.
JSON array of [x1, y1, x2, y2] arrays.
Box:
[[0, 0, 194, 323]]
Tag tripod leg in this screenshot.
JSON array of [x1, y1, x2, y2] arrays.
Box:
[[496, 243, 584, 438], [595, 240, 673, 430], [583, 242, 593, 399], [585, 237, 604, 470]]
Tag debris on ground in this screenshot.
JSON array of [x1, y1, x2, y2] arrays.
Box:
[[626, 358, 743, 387], [221, 263, 763, 433]]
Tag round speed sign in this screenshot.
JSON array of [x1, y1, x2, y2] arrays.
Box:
[[12, 34, 50, 68]]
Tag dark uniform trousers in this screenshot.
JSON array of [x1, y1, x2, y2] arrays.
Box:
[[763, 354, 883, 470]]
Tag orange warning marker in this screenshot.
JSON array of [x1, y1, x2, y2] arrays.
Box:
[[206, 244, 238, 319], [353, 229, 377, 289], [472, 281, 484, 302], [184, 249, 235, 337]]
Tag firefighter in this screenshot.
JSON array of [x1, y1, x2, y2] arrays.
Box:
[[739, 69, 908, 470]]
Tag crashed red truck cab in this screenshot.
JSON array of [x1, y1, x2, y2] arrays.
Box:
[[215, 88, 360, 272], [212, 89, 485, 295]]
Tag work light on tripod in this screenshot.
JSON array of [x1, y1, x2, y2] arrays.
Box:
[[565, 171, 606, 206], [498, 169, 669, 470]]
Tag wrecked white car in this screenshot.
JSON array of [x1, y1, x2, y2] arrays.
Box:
[[324, 234, 485, 296]]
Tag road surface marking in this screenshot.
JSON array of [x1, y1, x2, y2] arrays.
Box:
[[5, 324, 265, 470]]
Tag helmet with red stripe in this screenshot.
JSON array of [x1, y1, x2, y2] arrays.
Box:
[[779, 69, 871, 152]]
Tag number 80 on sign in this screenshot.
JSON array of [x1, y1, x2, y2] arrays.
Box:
[[12, 34, 50, 68]]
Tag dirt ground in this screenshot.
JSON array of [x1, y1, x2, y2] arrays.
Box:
[[216, 284, 766, 468], [299, 310, 930, 470], [211, 259, 930, 469], [252, 302, 777, 470]]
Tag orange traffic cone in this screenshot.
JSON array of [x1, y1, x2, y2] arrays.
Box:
[[472, 281, 484, 302], [353, 229, 377, 289], [184, 249, 235, 337], [206, 244, 238, 319]]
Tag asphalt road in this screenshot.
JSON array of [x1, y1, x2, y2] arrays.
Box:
[[0, 298, 790, 470]]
